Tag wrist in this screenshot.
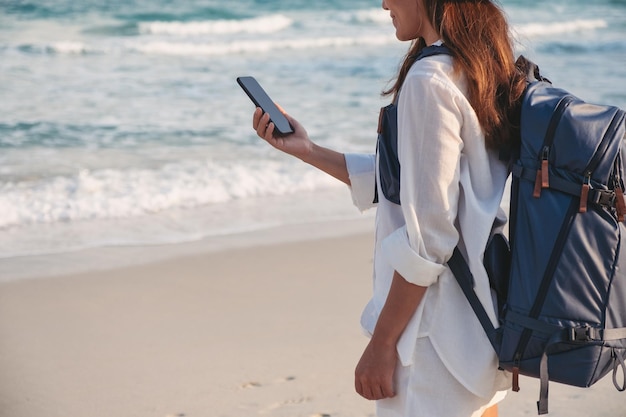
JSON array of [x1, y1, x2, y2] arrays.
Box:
[[370, 327, 400, 350], [298, 140, 317, 164]]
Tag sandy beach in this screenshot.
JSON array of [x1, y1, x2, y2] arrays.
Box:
[[0, 223, 624, 417]]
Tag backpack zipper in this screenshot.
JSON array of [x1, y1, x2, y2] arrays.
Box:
[[512, 198, 579, 373], [614, 152, 626, 221], [585, 110, 625, 175], [580, 110, 625, 213], [534, 95, 575, 198]]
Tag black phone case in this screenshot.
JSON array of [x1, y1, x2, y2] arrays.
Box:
[[237, 76, 293, 136]]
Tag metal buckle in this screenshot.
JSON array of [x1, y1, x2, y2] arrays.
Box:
[[569, 326, 593, 342], [593, 189, 616, 207]]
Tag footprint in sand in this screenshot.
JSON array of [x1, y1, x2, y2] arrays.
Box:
[[259, 396, 313, 414], [274, 375, 296, 383], [241, 376, 295, 388], [240, 381, 262, 389]]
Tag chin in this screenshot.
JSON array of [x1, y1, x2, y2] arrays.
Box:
[[394, 28, 417, 42], [396, 33, 415, 42], [394, 31, 407, 41]]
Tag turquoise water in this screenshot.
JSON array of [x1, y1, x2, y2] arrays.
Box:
[[1, 0, 625, 260]]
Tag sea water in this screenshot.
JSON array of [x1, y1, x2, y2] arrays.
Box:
[[1, 0, 625, 277]]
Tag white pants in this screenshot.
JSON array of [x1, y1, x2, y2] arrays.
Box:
[[376, 337, 507, 417]]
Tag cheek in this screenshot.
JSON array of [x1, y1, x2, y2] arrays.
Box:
[[403, 5, 423, 35], [398, 17, 421, 40]]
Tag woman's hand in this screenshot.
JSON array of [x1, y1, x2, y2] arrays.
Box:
[[354, 338, 397, 400], [355, 272, 428, 401], [252, 106, 351, 186], [252, 107, 313, 161]]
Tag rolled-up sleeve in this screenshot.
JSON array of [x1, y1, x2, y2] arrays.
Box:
[[345, 153, 377, 211], [380, 70, 464, 287]]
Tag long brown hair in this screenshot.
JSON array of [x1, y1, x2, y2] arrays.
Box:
[[384, 0, 525, 150]]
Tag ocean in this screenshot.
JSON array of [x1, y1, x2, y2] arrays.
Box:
[[1, 0, 625, 278]]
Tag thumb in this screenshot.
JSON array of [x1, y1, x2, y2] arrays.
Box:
[[275, 103, 293, 123]]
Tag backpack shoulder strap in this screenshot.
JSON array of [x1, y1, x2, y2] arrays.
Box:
[[448, 248, 500, 352], [373, 43, 454, 204], [411, 44, 453, 61]]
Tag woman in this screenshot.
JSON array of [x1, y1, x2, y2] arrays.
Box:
[[252, 0, 525, 416]]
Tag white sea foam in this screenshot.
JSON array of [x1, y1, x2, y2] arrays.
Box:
[[0, 159, 339, 229], [340, 8, 389, 25], [131, 35, 395, 56], [49, 41, 90, 54], [515, 19, 608, 38], [18, 34, 395, 57], [138, 14, 293, 36]]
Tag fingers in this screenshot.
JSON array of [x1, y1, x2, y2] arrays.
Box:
[[252, 107, 262, 128], [382, 381, 396, 399], [354, 339, 397, 401], [253, 108, 275, 141], [355, 381, 376, 400], [354, 369, 396, 400], [355, 374, 395, 400]]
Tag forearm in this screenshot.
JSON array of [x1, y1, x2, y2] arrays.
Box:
[[354, 270, 428, 400], [300, 142, 351, 186], [253, 109, 351, 186], [371, 270, 428, 348]]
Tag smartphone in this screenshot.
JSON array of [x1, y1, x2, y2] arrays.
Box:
[[237, 76, 294, 136]]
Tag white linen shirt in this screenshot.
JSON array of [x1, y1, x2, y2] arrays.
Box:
[[345, 53, 510, 398]]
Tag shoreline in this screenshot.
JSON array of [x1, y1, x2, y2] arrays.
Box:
[[0, 214, 375, 282]]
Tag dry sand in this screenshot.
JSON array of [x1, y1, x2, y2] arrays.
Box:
[[0, 224, 623, 417]]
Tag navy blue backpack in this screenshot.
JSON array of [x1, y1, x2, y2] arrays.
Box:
[[449, 56, 626, 414]]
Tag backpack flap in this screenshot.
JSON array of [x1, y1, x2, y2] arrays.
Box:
[[516, 79, 626, 211]]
